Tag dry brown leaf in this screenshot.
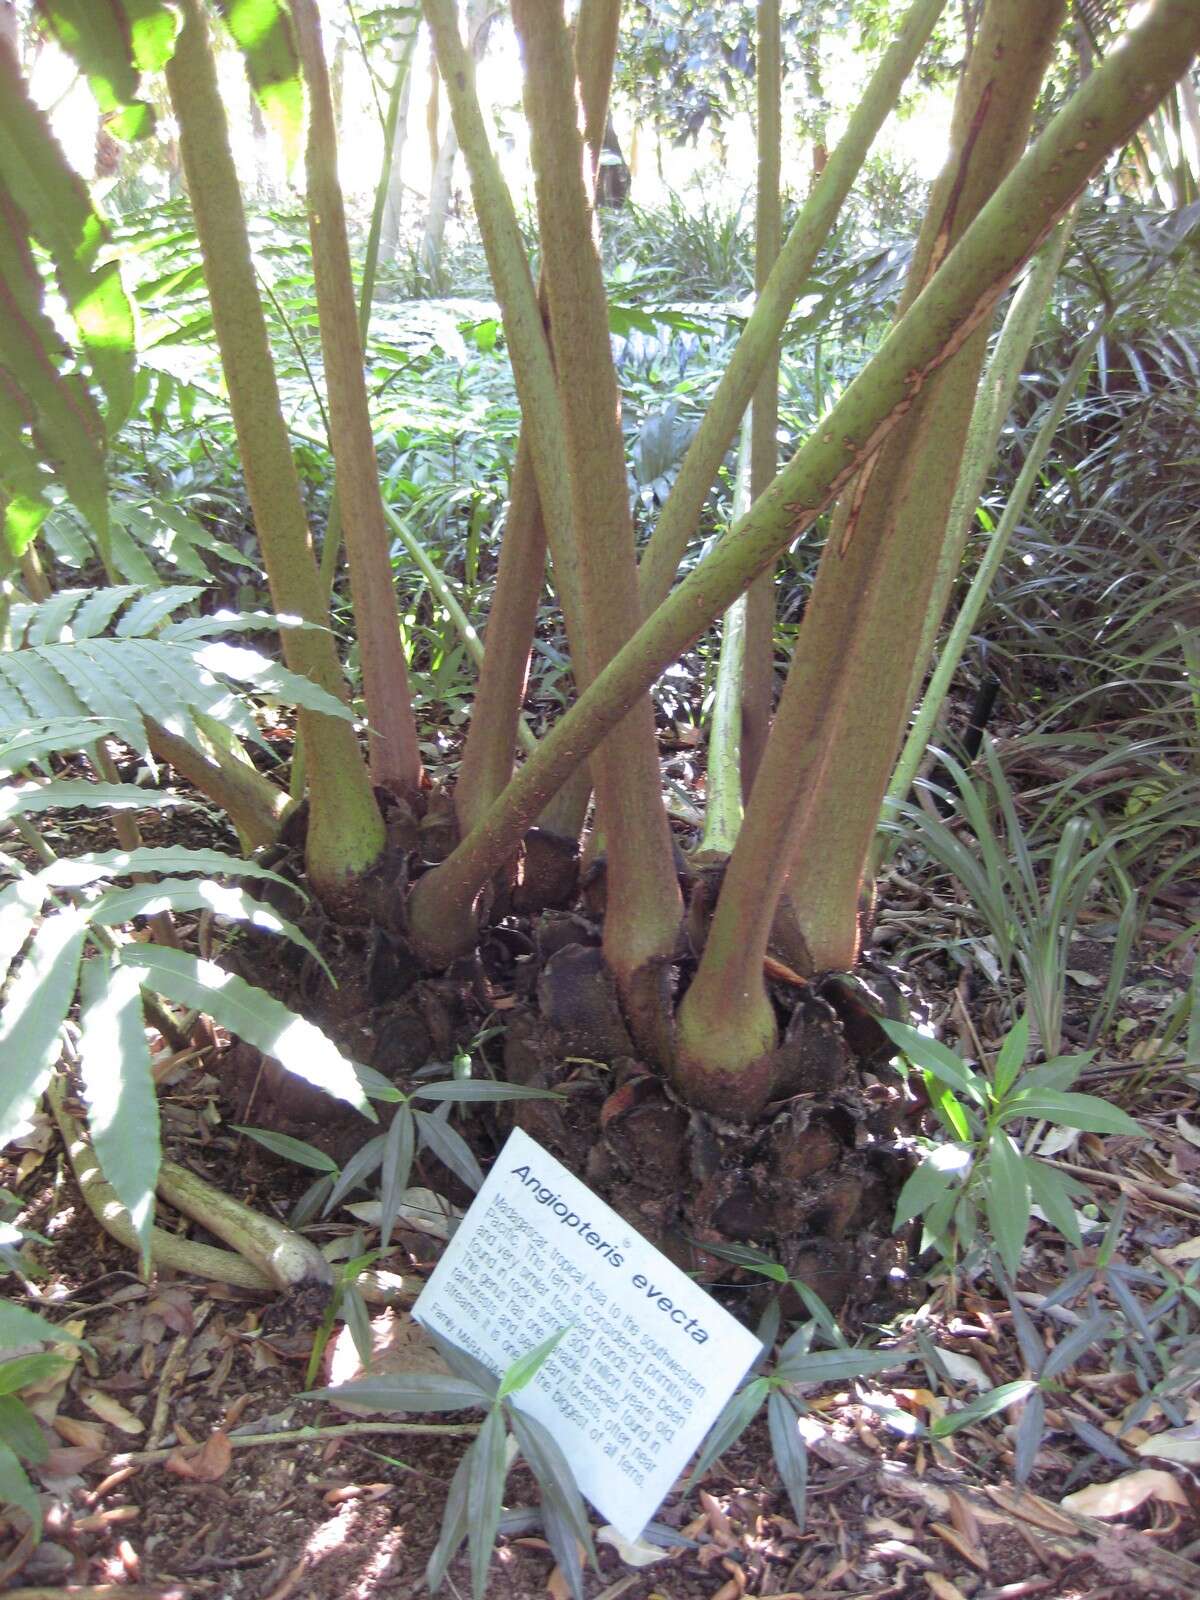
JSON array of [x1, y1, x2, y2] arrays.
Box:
[[925, 1575, 970, 1600], [699, 1489, 734, 1545], [165, 1429, 232, 1482], [80, 1388, 144, 1435], [38, 1444, 104, 1476], [872, 1537, 934, 1568], [546, 1561, 572, 1600], [1153, 1234, 1200, 1268], [931, 1520, 989, 1573], [53, 1414, 107, 1450], [1062, 1469, 1188, 1518], [946, 1486, 980, 1545], [985, 1486, 1077, 1534]]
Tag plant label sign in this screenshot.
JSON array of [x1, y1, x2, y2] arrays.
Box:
[[413, 1126, 761, 1541]]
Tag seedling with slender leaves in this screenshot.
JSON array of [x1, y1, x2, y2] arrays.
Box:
[[686, 1314, 910, 1530], [307, 1326, 594, 1600], [881, 1013, 1143, 1277]]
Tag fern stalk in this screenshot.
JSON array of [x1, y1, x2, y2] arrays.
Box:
[[292, 0, 423, 797], [164, 0, 384, 895]]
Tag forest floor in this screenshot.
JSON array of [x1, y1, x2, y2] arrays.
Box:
[[3, 748, 1200, 1600]]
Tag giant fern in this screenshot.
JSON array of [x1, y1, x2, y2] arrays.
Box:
[[0, 591, 386, 1259]]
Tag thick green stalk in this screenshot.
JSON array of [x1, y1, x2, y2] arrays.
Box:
[[697, 419, 753, 860], [453, 439, 546, 836], [292, 0, 423, 797], [165, 0, 384, 895], [760, 0, 1067, 988], [511, 0, 682, 1042], [636, 0, 947, 613], [740, 0, 783, 794], [453, 0, 621, 841], [148, 719, 290, 850], [914, 210, 1078, 703], [419, 0, 583, 669], [405, 0, 1200, 969], [881, 210, 1078, 823], [890, 316, 1108, 818]]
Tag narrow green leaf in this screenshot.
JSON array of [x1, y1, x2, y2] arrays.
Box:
[[427, 1446, 471, 1593], [1026, 1159, 1085, 1247], [414, 1107, 484, 1191], [61, 846, 294, 889], [767, 1388, 808, 1528], [323, 1133, 386, 1213], [985, 1133, 1031, 1280], [0, 875, 48, 989], [998, 1089, 1142, 1137], [684, 1237, 789, 1282], [94, 879, 327, 975], [467, 1407, 508, 1600], [878, 1020, 986, 1104], [190, 641, 354, 721], [78, 954, 158, 1262], [411, 1079, 565, 1104], [0, 1438, 40, 1536], [893, 1147, 968, 1230], [931, 1379, 1038, 1437], [379, 1106, 415, 1252], [0, 781, 193, 822], [305, 1373, 490, 1413], [992, 1013, 1030, 1098], [927, 1080, 972, 1140], [1021, 1053, 1091, 1092], [0, 910, 87, 1147], [774, 1345, 907, 1386], [508, 1408, 594, 1569], [498, 1328, 570, 1399], [0, 1353, 70, 1395], [685, 1377, 769, 1487], [1013, 1388, 1045, 1483], [117, 946, 373, 1120], [0, 1302, 84, 1348], [0, 1395, 48, 1465], [1041, 1313, 1111, 1382], [232, 1127, 337, 1173], [342, 1283, 374, 1370], [538, 1494, 586, 1600]]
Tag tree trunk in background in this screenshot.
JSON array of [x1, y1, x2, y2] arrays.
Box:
[[0, 2, 17, 56], [379, 19, 419, 263], [595, 115, 630, 207], [422, 0, 494, 277]]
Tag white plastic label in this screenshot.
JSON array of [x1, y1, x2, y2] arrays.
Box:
[[413, 1126, 761, 1541]]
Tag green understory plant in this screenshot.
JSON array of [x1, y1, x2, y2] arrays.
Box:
[[0, 1302, 86, 1538], [880, 1013, 1143, 1278], [687, 1317, 911, 1530], [890, 740, 1138, 1056], [308, 1328, 594, 1600]]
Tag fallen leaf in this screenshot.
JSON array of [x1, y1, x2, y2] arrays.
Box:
[[931, 1521, 988, 1572], [1134, 1426, 1200, 1465], [80, 1388, 144, 1434], [596, 1526, 670, 1567], [934, 1349, 990, 1391], [165, 1430, 232, 1482], [925, 1575, 970, 1600], [1062, 1469, 1187, 1518], [53, 1414, 107, 1450]]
